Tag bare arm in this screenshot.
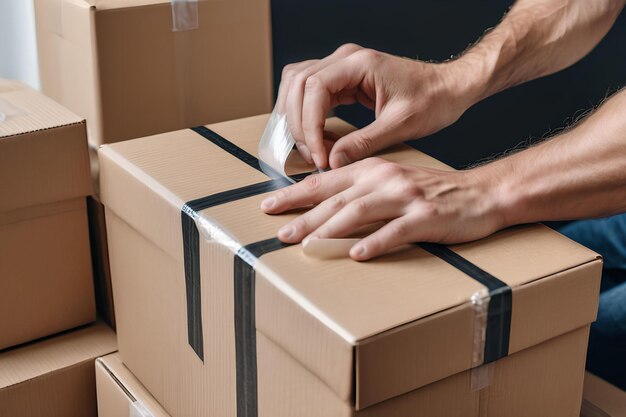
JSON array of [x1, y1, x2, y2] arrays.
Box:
[[459, 0, 626, 103], [487, 89, 626, 225]]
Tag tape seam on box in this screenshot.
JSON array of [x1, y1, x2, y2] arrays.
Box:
[[181, 126, 513, 412], [171, 0, 199, 32]]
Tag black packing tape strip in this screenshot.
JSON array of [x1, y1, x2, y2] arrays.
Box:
[[234, 238, 293, 417], [418, 242, 512, 363], [182, 127, 310, 361]]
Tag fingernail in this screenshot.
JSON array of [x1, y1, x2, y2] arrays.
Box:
[[302, 235, 318, 245], [333, 152, 352, 168], [311, 153, 323, 169], [278, 225, 296, 240], [261, 197, 276, 211], [296, 143, 312, 163], [351, 244, 366, 258]]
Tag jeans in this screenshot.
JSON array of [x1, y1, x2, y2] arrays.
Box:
[[558, 214, 626, 390]]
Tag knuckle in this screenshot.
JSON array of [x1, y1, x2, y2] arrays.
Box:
[[336, 42, 362, 55], [374, 162, 403, 178], [303, 174, 322, 192], [353, 48, 381, 63], [389, 220, 409, 238], [353, 134, 375, 156], [304, 75, 323, 93], [281, 63, 297, 79], [326, 194, 346, 211], [349, 199, 369, 215]]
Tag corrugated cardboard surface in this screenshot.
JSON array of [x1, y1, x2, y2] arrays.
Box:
[[257, 326, 591, 417], [96, 353, 170, 417], [581, 372, 626, 417], [35, 0, 273, 146], [0, 79, 92, 211], [0, 79, 96, 349], [100, 114, 601, 415], [0, 322, 117, 417]]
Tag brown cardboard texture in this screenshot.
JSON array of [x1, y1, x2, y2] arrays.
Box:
[[100, 114, 602, 416], [34, 0, 273, 146], [96, 353, 170, 417], [0, 79, 95, 349], [581, 372, 626, 417], [0, 322, 117, 417], [256, 326, 591, 416]]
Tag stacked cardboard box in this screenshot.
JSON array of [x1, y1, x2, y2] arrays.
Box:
[[0, 79, 117, 416], [97, 114, 602, 416], [581, 372, 626, 417], [0, 79, 95, 349], [0, 323, 117, 417], [34, 0, 274, 328]]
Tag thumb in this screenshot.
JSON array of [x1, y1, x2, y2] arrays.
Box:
[[328, 117, 399, 169]]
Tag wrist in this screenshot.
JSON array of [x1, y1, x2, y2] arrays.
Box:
[[469, 160, 528, 230]]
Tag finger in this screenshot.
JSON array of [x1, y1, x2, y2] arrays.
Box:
[[309, 193, 402, 240], [350, 211, 434, 261], [276, 186, 366, 243], [276, 60, 318, 114], [302, 57, 367, 170], [260, 165, 357, 214], [286, 45, 363, 161], [328, 116, 403, 169]]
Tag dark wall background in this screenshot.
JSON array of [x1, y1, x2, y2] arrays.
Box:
[[271, 1, 626, 169]]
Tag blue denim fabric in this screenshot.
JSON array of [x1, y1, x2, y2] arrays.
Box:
[[558, 214, 626, 390]]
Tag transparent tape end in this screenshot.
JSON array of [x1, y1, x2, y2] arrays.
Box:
[[258, 109, 296, 182], [470, 288, 493, 391], [171, 0, 199, 32], [0, 98, 26, 123], [129, 400, 154, 417]]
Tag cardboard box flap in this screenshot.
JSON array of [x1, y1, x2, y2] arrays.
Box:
[[0, 80, 92, 211], [99, 114, 601, 410], [0, 322, 116, 390]]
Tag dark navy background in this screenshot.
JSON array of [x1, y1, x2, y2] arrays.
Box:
[[271, 1, 626, 169]]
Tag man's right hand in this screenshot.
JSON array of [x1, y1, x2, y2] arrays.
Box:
[[276, 43, 478, 170]]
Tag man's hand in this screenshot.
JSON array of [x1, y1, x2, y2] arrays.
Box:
[[276, 44, 476, 170], [260, 158, 503, 261]]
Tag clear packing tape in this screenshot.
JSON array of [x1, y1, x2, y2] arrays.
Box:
[[129, 400, 154, 417], [258, 109, 297, 182], [171, 0, 199, 32], [0, 98, 26, 123]]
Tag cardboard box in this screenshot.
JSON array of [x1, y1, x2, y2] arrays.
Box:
[[0, 79, 96, 350], [0, 322, 117, 417], [581, 372, 626, 417], [99, 114, 602, 416], [96, 353, 170, 417], [34, 0, 273, 146]]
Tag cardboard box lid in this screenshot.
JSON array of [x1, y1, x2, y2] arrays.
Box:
[[99, 114, 602, 409], [0, 79, 92, 211], [0, 321, 117, 391], [96, 353, 170, 417]]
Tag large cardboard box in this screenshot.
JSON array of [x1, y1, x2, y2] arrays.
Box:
[[96, 353, 170, 417], [0, 322, 117, 417], [99, 114, 602, 416], [0, 79, 96, 350], [581, 372, 626, 417], [34, 0, 273, 147]]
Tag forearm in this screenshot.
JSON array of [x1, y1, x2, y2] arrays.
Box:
[[478, 88, 626, 226], [452, 0, 625, 104]]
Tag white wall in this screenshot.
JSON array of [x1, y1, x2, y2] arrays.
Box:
[[0, 0, 40, 90]]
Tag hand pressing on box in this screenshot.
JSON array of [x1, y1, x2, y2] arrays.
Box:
[[260, 158, 504, 261], [275, 43, 476, 170]]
